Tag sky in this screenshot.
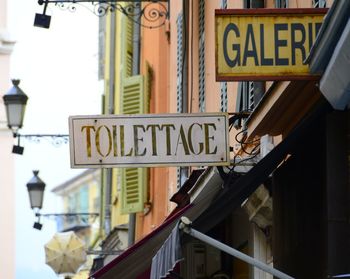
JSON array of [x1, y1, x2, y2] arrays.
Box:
[[8, 1, 100, 278]]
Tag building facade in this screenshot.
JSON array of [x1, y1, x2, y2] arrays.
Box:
[[52, 169, 101, 278], [89, 0, 350, 278]]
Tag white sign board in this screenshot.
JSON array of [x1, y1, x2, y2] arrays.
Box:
[[69, 113, 230, 168]]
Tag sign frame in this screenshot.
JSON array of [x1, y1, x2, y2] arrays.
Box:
[[215, 8, 328, 81], [69, 113, 230, 168]]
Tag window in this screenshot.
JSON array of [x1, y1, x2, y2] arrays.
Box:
[[79, 186, 89, 213], [313, 0, 326, 8], [275, 0, 289, 8], [234, 81, 255, 129], [221, 0, 227, 9]]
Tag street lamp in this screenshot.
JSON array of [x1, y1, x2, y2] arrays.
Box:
[[26, 170, 46, 210], [2, 79, 28, 132], [25, 170, 99, 230], [2, 79, 69, 154], [26, 170, 46, 230]]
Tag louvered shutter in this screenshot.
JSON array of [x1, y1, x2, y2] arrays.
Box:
[[121, 14, 134, 78], [220, 82, 227, 112], [121, 166, 147, 214], [176, 12, 183, 114], [121, 75, 144, 114], [220, 0, 227, 112], [198, 0, 205, 112], [248, 81, 255, 111], [144, 62, 153, 113], [120, 75, 147, 214], [176, 12, 184, 188]]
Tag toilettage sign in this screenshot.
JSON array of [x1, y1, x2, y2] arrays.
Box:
[[216, 8, 327, 81], [69, 113, 230, 168]]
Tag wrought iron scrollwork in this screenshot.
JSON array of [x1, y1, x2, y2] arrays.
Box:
[[15, 133, 69, 147], [38, 0, 169, 29]]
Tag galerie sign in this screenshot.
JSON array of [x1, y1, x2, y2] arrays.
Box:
[[69, 113, 230, 168], [216, 8, 327, 81]]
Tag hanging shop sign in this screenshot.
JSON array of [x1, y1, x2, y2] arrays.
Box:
[[216, 8, 327, 81], [69, 113, 230, 168]]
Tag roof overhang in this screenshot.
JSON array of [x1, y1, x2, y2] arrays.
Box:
[[306, 0, 350, 110], [247, 80, 322, 139]]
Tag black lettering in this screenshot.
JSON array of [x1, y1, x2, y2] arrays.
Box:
[[204, 123, 218, 155], [146, 124, 161, 156], [188, 123, 204, 155], [291, 23, 306, 65], [223, 23, 241, 67], [175, 125, 190, 155], [274, 23, 289, 65], [96, 125, 112, 157], [260, 24, 273, 66], [243, 24, 259, 66], [133, 125, 146, 156], [160, 124, 175, 155], [308, 22, 313, 52]]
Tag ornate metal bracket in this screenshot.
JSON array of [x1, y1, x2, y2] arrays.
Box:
[[14, 132, 69, 147], [37, 0, 169, 29], [34, 212, 99, 230]]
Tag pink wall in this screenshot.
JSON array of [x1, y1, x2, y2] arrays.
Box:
[[0, 0, 16, 277]]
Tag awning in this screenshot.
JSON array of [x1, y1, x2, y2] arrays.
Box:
[[194, 98, 332, 232], [90, 167, 224, 279], [91, 98, 332, 279]]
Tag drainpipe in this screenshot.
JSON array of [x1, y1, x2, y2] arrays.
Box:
[[104, 11, 117, 236], [128, 0, 141, 246]]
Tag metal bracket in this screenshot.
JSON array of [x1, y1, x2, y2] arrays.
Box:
[[178, 216, 294, 279], [37, 0, 170, 29]]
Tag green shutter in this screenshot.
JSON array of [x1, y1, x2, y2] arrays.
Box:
[[121, 167, 147, 214], [144, 62, 153, 113], [121, 14, 134, 78], [120, 75, 147, 214], [121, 75, 144, 114]]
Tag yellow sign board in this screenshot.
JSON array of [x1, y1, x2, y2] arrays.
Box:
[[216, 9, 327, 81]]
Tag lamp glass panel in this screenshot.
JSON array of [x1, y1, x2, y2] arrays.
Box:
[[6, 103, 25, 128], [28, 189, 44, 209]]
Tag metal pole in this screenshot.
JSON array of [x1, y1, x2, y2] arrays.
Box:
[[179, 217, 294, 279], [128, 0, 141, 246], [104, 10, 117, 236]]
